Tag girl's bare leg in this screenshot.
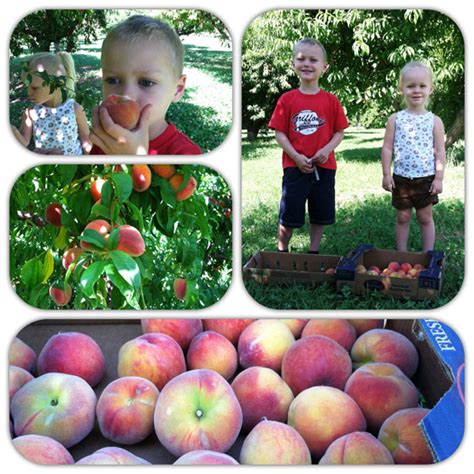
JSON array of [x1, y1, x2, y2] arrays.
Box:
[[396, 209, 412, 251], [416, 204, 435, 252]]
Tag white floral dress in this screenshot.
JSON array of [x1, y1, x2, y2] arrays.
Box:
[[393, 110, 435, 178], [30, 98, 83, 155]]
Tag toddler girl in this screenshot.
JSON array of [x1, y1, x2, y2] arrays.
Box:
[[12, 52, 91, 155], [381, 61, 446, 252]]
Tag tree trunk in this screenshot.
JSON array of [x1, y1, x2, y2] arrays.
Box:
[[445, 108, 464, 148], [246, 121, 263, 141]]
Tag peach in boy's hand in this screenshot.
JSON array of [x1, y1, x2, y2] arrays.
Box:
[[102, 95, 140, 130], [90, 104, 152, 155]]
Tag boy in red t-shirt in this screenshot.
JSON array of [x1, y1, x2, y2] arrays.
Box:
[[89, 15, 201, 155], [269, 38, 348, 253]]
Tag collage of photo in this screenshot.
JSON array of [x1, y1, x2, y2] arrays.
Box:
[[4, 4, 467, 469]]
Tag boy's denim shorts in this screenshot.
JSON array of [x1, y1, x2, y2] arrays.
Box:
[[278, 166, 336, 228], [392, 174, 439, 210]]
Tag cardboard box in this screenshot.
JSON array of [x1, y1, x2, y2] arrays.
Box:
[[243, 251, 341, 286], [12, 318, 464, 464], [386, 319, 464, 462], [336, 244, 445, 300]]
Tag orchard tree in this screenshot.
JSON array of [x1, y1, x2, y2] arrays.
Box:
[[10, 164, 232, 310], [10, 10, 108, 54], [160, 9, 231, 44], [242, 9, 464, 145]]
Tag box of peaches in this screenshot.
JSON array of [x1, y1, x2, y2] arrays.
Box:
[[336, 244, 445, 301], [243, 251, 341, 286], [8, 318, 464, 465]]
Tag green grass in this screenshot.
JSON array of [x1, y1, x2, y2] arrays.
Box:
[[242, 128, 465, 310], [9, 35, 232, 153]]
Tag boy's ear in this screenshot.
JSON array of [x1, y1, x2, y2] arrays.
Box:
[[172, 75, 187, 103]]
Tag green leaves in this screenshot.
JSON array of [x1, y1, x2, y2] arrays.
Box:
[[78, 251, 141, 309], [80, 261, 107, 299], [11, 163, 232, 310], [109, 251, 141, 290], [69, 189, 92, 225], [79, 228, 106, 250], [112, 172, 133, 203], [20, 250, 54, 287]]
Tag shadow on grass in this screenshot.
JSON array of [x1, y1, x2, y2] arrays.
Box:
[[338, 146, 382, 164], [167, 99, 231, 153], [242, 136, 384, 164], [184, 45, 232, 85], [242, 194, 464, 310], [242, 139, 280, 161]]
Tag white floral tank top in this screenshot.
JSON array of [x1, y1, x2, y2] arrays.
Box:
[[393, 110, 435, 178], [31, 98, 83, 155]]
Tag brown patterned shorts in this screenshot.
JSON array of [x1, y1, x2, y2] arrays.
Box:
[[392, 174, 439, 210]]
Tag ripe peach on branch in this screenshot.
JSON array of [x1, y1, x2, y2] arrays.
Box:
[[45, 203, 62, 227], [131, 164, 152, 192], [169, 174, 197, 201], [49, 282, 72, 306]]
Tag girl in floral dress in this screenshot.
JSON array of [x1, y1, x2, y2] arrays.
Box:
[[381, 61, 446, 252]]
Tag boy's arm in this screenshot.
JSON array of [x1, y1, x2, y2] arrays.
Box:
[[74, 102, 92, 154], [381, 114, 396, 192], [431, 115, 446, 195], [274, 130, 313, 173], [311, 130, 345, 164]]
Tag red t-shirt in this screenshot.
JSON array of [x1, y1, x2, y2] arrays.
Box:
[[90, 123, 201, 155], [269, 88, 349, 169]]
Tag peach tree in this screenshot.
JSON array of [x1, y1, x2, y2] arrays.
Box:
[[10, 164, 232, 309]]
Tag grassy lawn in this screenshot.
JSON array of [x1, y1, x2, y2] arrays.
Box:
[[9, 35, 232, 153], [242, 128, 465, 310]]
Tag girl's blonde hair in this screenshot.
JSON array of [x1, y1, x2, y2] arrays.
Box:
[[27, 51, 77, 97], [399, 61, 434, 88]]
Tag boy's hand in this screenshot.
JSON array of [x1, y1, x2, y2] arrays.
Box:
[[312, 146, 330, 164], [293, 153, 314, 174], [382, 175, 395, 192], [90, 104, 152, 155], [430, 178, 443, 195]]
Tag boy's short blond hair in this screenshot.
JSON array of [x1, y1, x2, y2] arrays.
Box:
[[293, 38, 327, 62], [103, 15, 184, 77]]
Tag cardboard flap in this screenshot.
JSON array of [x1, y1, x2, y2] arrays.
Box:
[[387, 319, 464, 462]]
